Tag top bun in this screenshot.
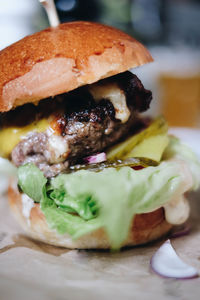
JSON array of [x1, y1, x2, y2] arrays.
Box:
[[0, 21, 153, 112]]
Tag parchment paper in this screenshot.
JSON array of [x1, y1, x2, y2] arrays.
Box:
[[1, 128, 200, 300]]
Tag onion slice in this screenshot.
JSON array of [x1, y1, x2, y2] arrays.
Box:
[[170, 223, 191, 239], [84, 152, 106, 164], [150, 240, 199, 279]]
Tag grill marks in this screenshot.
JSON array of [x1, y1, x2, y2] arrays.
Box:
[[10, 72, 152, 177], [51, 88, 116, 135], [115, 72, 152, 112]]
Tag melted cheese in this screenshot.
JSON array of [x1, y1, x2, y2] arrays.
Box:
[[45, 133, 69, 163], [89, 83, 130, 123], [0, 119, 49, 158]]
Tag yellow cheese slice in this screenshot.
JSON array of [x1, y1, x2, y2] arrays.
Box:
[[0, 119, 49, 158]]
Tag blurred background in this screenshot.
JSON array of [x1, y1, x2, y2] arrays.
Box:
[[0, 0, 200, 128]]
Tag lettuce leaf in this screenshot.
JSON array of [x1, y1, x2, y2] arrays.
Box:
[[40, 192, 101, 237], [18, 161, 183, 249], [18, 163, 47, 202], [49, 188, 98, 220], [164, 136, 200, 190]]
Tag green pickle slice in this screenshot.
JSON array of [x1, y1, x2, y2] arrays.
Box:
[[69, 157, 158, 173], [106, 117, 169, 162]]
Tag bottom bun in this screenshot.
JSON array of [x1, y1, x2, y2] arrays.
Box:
[[8, 183, 173, 249]]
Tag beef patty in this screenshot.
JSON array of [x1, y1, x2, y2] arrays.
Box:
[[8, 72, 152, 177]]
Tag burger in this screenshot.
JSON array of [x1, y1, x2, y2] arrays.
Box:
[[0, 22, 199, 249]]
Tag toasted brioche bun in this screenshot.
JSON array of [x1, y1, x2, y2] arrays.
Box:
[[0, 21, 153, 112], [8, 182, 172, 249]]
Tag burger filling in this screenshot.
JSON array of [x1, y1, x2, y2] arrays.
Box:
[[1, 71, 200, 249], [0, 72, 152, 177]]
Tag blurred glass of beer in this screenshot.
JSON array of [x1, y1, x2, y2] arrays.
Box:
[[160, 74, 200, 128]]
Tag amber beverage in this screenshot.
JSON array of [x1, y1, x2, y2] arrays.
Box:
[[160, 74, 200, 128]]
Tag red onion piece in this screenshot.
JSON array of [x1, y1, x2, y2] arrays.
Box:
[[170, 223, 191, 239], [84, 152, 106, 164], [150, 240, 199, 279], [131, 166, 144, 171]]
